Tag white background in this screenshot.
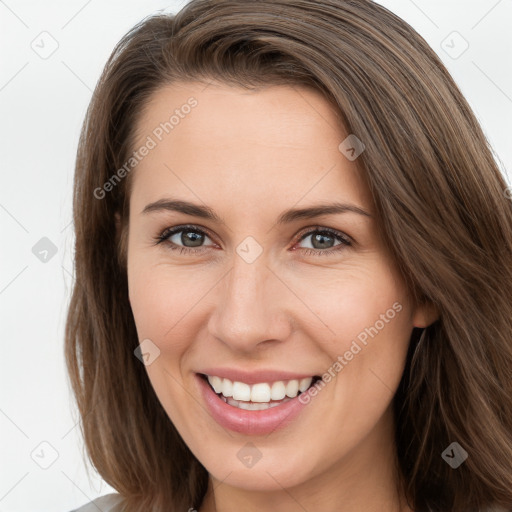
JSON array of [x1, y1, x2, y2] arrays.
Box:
[[1, 1, 510, 511]]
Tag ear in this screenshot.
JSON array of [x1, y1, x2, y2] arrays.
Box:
[[412, 299, 440, 328]]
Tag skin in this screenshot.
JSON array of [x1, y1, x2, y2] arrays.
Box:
[[122, 80, 438, 512]]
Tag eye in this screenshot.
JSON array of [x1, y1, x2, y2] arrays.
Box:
[[153, 224, 352, 256], [294, 226, 352, 256], [154, 224, 216, 254]]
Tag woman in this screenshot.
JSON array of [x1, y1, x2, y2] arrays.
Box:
[[66, 0, 512, 511]]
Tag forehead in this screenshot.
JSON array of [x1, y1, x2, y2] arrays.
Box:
[[138, 80, 338, 131], [129, 81, 372, 216]]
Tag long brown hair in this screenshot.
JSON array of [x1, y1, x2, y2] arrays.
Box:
[[65, 1, 512, 510]]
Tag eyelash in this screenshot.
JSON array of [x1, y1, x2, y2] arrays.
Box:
[[153, 224, 352, 257]]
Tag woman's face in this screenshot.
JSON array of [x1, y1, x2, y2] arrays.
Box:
[[124, 81, 435, 493]]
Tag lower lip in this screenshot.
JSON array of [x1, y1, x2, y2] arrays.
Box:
[[196, 374, 310, 436]]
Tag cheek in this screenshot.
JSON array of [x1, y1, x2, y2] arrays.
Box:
[[286, 257, 411, 354], [127, 259, 208, 430], [294, 260, 413, 410], [127, 257, 211, 346], [320, 277, 411, 421]]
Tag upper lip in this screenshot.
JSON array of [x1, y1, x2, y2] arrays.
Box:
[[198, 367, 319, 385]]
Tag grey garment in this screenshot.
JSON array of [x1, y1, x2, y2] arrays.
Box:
[[70, 493, 125, 512], [67, 493, 509, 512]]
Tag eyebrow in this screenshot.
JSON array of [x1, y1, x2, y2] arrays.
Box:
[[141, 198, 372, 224]]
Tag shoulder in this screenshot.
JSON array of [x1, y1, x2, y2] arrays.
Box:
[[69, 492, 124, 512]]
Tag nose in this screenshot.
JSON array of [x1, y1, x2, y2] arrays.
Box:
[[206, 249, 293, 354]]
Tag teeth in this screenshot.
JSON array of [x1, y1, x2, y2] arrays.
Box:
[[208, 375, 223, 394], [299, 377, 312, 392], [221, 395, 293, 410], [232, 381, 251, 401], [286, 379, 299, 397], [251, 382, 272, 402], [206, 375, 314, 403], [271, 381, 286, 400], [223, 378, 233, 397]]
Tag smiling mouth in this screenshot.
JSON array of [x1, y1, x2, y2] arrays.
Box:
[[199, 373, 322, 411]]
